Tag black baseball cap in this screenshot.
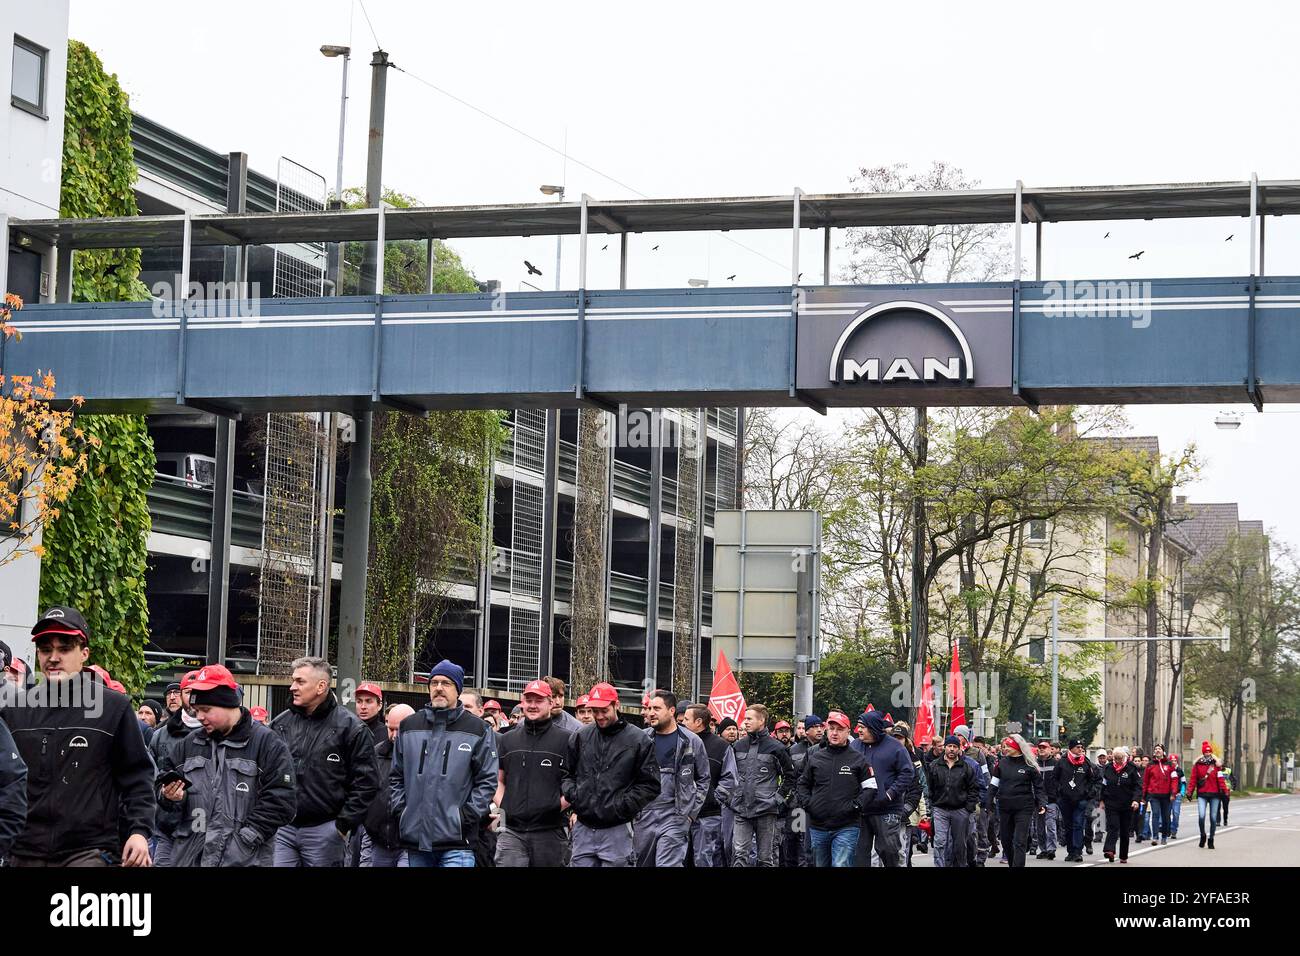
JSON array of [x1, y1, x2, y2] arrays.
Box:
[[31, 606, 91, 646]]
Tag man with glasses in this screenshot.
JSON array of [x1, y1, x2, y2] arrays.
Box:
[[391, 660, 497, 867]]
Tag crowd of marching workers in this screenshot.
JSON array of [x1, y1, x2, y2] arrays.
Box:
[[0, 605, 1236, 868]]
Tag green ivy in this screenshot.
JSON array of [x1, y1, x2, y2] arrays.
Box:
[[38, 41, 154, 696]]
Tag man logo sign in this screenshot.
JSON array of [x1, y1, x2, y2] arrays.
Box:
[[827, 301, 974, 385]]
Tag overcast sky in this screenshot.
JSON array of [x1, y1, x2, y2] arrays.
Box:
[[69, 0, 1300, 550]]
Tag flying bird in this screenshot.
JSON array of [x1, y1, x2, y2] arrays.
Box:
[[524, 260, 542, 276], [1128, 251, 1144, 260], [601, 243, 609, 250], [726, 274, 737, 281], [909, 246, 929, 265], [1225, 234, 1234, 242], [651, 244, 660, 251], [1103, 232, 1110, 239]]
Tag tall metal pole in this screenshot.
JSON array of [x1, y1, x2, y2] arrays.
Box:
[[554, 187, 565, 291], [206, 152, 247, 666], [908, 409, 927, 704], [333, 53, 350, 201], [1050, 595, 1060, 738], [338, 49, 389, 701]]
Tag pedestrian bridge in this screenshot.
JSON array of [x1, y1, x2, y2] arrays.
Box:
[[4, 276, 1298, 414]]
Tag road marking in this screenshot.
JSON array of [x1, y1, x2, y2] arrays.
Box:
[[1075, 827, 1239, 867]]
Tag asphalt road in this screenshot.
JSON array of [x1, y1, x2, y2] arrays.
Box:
[[909, 793, 1300, 867]]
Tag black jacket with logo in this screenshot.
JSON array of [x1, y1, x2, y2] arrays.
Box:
[[795, 740, 871, 829], [497, 715, 571, 832], [1054, 756, 1099, 804], [270, 692, 379, 832], [161, 708, 297, 867], [561, 717, 659, 828], [1101, 759, 1144, 807], [990, 755, 1045, 812], [925, 756, 980, 812], [732, 727, 795, 819], [1, 673, 156, 859]]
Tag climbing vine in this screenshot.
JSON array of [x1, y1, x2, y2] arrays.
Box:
[[37, 41, 154, 696]]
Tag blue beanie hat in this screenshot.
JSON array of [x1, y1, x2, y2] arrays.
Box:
[[429, 659, 464, 692], [944, 734, 961, 746], [802, 714, 823, 728]]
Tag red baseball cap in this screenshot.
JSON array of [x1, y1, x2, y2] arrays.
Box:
[[774, 720, 791, 731], [588, 682, 620, 708], [179, 670, 201, 690], [826, 711, 851, 728], [484, 699, 503, 712], [574, 694, 590, 708], [88, 664, 125, 693], [189, 664, 239, 691], [356, 682, 384, 700], [250, 706, 269, 721], [5, 657, 26, 675], [522, 679, 553, 698]]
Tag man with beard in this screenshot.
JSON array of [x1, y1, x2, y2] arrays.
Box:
[[493, 680, 573, 867], [634, 689, 709, 867], [391, 660, 497, 867], [159, 665, 296, 867], [850, 710, 914, 867], [924, 734, 979, 867], [1054, 738, 1098, 862], [562, 682, 659, 867], [1, 607, 155, 867], [682, 704, 736, 866], [271, 656, 379, 866]]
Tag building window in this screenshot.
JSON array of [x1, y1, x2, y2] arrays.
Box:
[[1028, 637, 1045, 663], [1027, 571, 1043, 594], [11, 35, 47, 118], [1027, 519, 1047, 542]]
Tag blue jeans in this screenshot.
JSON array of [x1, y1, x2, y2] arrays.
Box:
[[1197, 796, 1220, 840], [1062, 800, 1087, 857], [810, 826, 860, 867], [408, 848, 475, 868], [1149, 794, 1171, 840], [1171, 795, 1182, 835]]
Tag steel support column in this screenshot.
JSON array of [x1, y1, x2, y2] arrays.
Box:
[[645, 409, 664, 685], [539, 409, 560, 675]]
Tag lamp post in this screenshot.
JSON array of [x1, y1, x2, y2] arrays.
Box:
[[320, 45, 351, 202], [540, 184, 565, 290]]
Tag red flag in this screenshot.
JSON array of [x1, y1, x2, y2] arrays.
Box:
[[865, 703, 875, 712], [914, 662, 936, 743], [948, 643, 966, 731], [885, 713, 893, 723], [707, 651, 747, 725]]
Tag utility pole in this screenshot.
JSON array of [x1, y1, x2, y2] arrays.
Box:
[[337, 49, 389, 705], [908, 407, 928, 715]]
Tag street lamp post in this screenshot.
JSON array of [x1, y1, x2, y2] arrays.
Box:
[[320, 44, 351, 202], [540, 184, 565, 290]]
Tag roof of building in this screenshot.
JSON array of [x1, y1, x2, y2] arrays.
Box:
[[13, 176, 1300, 250], [1174, 502, 1242, 567]]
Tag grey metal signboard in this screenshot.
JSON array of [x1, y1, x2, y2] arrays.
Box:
[[711, 510, 821, 673]]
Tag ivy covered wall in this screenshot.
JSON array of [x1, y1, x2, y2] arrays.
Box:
[[38, 41, 154, 695]]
